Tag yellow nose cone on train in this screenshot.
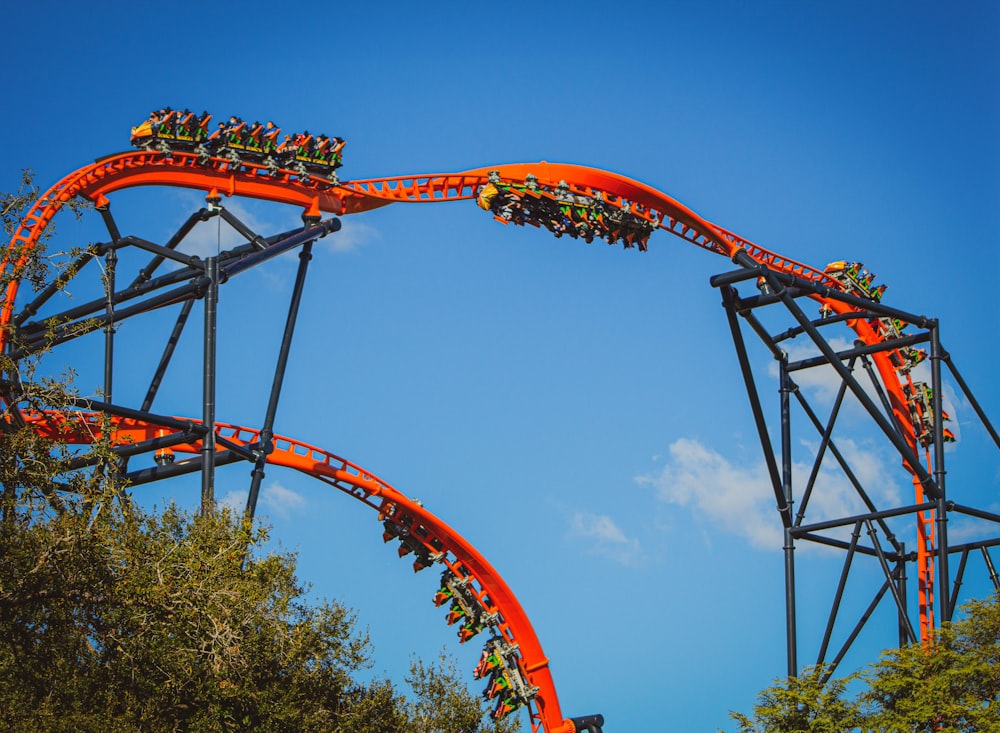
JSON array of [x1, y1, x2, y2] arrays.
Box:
[[130, 121, 153, 140]]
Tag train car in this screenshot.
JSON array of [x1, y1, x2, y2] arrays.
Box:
[[131, 109, 212, 152], [131, 109, 344, 183], [477, 172, 656, 250]]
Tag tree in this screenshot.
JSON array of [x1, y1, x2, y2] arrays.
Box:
[[406, 651, 521, 733], [728, 667, 864, 733], [728, 593, 1000, 732], [0, 175, 520, 732], [863, 593, 1000, 732], [0, 500, 400, 732]]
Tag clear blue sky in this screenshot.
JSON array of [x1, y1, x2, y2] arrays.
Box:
[[3, 2, 999, 730]]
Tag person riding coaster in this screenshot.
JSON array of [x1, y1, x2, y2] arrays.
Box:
[[129, 109, 345, 182]]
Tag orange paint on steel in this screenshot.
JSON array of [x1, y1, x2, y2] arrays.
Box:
[[2, 153, 833, 354]]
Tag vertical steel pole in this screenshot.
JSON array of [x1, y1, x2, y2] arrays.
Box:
[[201, 256, 219, 515], [104, 249, 117, 402], [930, 320, 951, 622], [896, 541, 909, 647], [780, 358, 797, 676], [98, 202, 121, 404]]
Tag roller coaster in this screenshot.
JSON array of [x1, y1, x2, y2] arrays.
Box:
[[2, 110, 998, 733]]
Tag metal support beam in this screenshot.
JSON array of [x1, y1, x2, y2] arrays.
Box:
[[943, 352, 1000, 449], [201, 257, 219, 515], [772, 282, 939, 499], [930, 321, 951, 622], [817, 521, 861, 667], [247, 239, 316, 520], [983, 548, 1000, 591], [896, 541, 908, 648], [141, 300, 194, 413], [720, 285, 790, 526], [780, 358, 798, 676], [865, 520, 918, 644]]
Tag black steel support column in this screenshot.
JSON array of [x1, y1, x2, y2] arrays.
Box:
[[720, 286, 790, 526], [711, 257, 999, 672], [930, 321, 952, 622], [246, 240, 315, 520], [859, 353, 903, 440], [896, 541, 909, 648], [784, 526, 798, 676], [128, 209, 213, 290], [780, 358, 798, 676], [201, 257, 219, 515], [99, 203, 122, 403], [943, 354, 1000, 449], [104, 252, 117, 402], [866, 520, 918, 643], [949, 549, 970, 616], [826, 581, 891, 678], [795, 371, 850, 527]]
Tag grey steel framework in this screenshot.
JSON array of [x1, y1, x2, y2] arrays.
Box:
[[711, 253, 1000, 677], [4, 195, 339, 520]]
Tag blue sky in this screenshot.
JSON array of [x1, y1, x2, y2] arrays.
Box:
[[3, 1, 999, 730]]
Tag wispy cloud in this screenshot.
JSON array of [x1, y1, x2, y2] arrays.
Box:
[[636, 438, 782, 549], [218, 480, 306, 520], [635, 436, 903, 550], [324, 216, 380, 253], [567, 511, 644, 566]]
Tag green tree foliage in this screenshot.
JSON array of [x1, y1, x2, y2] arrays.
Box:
[[406, 652, 521, 733], [0, 499, 395, 732], [729, 667, 864, 733], [864, 593, 1000, 732], [0, 176, 520, 732], [729, 593, 1000, 732]]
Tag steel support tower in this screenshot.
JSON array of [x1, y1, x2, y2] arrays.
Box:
[[712, 254, 1000, 677]]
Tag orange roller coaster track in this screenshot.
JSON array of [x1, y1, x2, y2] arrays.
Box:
[[3, 140, 998, 732]]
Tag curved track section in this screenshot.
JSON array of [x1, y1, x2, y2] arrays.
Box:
[[20, 409, 575, 733], [3, 151, 836, 351]]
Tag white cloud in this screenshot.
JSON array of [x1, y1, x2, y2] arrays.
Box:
[[217, 480, 306, 520], [218, 489, 246, 514], [324, 216, 380, 253], [567, 511, 643, 566], [258, 481, 307, 519], [636, 438, 782, 549], [635, 436, 904, 550]]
